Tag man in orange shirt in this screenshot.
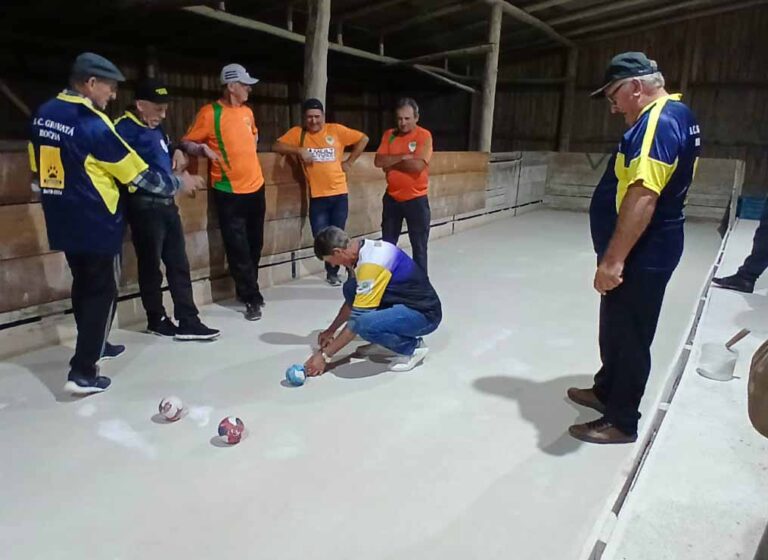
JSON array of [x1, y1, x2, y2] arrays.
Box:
[[180, 63, 266, 321], [273, 98, 368, 285], [374, 97, 433, 275]]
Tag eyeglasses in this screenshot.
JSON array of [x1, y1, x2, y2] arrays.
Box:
[[606, 79, 632, 105]]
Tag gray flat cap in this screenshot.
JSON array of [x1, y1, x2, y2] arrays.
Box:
[[71, 52, 126, 82]]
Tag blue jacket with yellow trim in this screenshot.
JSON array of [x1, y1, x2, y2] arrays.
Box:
[[590, 94, 701, 271], [114, 110, 175, 199], [29, 91, 148, 254]]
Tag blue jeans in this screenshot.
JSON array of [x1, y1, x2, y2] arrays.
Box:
[[381, 193, 431, 275], [350, 304, 439, 356], [309, 194, 349, 276], [738, 199, 768, 282]]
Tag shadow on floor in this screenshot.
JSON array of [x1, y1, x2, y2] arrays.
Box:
[[473, 373, 598, 456]]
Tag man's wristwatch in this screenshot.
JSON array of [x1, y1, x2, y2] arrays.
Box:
[[321, 351, 333, 364]]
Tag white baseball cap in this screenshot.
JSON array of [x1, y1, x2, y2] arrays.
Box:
[[220, 63, 259, 85]]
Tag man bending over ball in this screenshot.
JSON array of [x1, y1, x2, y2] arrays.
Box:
[[304, 226, 442, 376]]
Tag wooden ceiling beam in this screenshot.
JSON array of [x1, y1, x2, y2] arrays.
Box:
[[580, 0, 768, 42], [481, 0, 575, 47], [388, 44, 493, 66]]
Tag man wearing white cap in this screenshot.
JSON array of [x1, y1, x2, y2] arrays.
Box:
[[181, 63, 267, 321]]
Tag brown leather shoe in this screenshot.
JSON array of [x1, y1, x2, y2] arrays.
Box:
[[567, 387, 606, 414], [568, 418, 637, 444]]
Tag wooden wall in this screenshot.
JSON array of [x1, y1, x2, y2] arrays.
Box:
[[0, 146, 487, 321], [494, 4, 768, 196]]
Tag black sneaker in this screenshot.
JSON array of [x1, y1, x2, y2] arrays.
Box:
[[712, 274, 755, 293], [326, 272, 342, 286], [64, 373, 112, 396], [147, 316, 178, 337], [99, 342, 125, 362], [175, 321, 221, 341], [244, 302, 262, 321]]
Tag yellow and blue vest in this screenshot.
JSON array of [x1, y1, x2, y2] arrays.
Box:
[[590, 94, 701, 271], [29, 91, 147, 254], [114, 110, 175, 198]]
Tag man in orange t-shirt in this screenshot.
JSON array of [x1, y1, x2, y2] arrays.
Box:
[[180, 63, 266, 321], [374, 97, 433, 275], [273, 98, 368, 285]]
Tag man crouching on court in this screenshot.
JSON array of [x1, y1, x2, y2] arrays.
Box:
[[304, 226, 441, 376]]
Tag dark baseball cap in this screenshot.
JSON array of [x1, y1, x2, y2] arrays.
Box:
[[135, 78, 170, 103], [590, 52, 659, 98], [302, 98, 324, 113], [71, 52, 126, 82]]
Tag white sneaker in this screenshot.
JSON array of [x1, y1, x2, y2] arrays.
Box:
[[389, 346, 429, 372]]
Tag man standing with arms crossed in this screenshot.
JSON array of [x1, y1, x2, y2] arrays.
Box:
[[273, 98, 368, 286], [29, 53, 199, 395], [568, 52, 701, 444], [181, 63, 266, 321], [374, 98, 433, 275]]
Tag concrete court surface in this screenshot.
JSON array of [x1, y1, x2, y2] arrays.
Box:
[[0, 210, 721, 560], [603, 219, 768, 560]]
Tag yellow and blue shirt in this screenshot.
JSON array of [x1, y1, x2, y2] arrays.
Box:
[[343, 240, 442, 325], [589, 94, 701, 271], [114, 110, 176, 199], [29, 91, 148, 254]]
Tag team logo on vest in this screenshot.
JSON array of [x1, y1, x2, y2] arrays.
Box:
[[326, 135, 334, 146], [408, 141, 417, 153], [40, 145, 64, 189], [160, 138, 169, 153]]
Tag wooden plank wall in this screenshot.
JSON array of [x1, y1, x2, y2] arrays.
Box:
[[544, 153, 745, 220], [494, 4, 768, 196], [0, 147, 487, 320]]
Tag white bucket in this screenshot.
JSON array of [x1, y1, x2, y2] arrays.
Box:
[[696, 342, 738, 381]]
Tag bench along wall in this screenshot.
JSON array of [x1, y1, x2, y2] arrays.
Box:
[[0, 146, 488, 330]]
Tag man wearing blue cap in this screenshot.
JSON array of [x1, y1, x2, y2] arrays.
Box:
[[115, 78, 219, 342], [28, 53, 200, 395], [567, 52, 701, 443]]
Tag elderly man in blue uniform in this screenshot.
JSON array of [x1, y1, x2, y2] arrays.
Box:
[[28, 53, 201, 395], [567, 53, 701, 444], [115, 79, 219, 341]]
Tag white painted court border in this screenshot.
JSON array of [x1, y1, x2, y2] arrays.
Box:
[[0, 210, 728, 560]]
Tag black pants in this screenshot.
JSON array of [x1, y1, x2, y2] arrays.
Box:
[[309, 194, 349, 276], [214, 187, 266, 305], [65, 252, 120, 379], [381, 193, 431, 275], [127, 196, 199, 325], [738, 199, 768, 282], [593, 266, 673, 435]]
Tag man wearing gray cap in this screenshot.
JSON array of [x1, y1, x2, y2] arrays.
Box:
[[28, 53, 200, 395], [567, 52, 701, 443], [181, 63, 267, 321]]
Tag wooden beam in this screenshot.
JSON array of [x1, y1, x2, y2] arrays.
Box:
[[679, 20, 696, 95], [580, 0, 768, 43], [396, 20, 487, 51], [183, 6, 477, 93], [481, 0, 575, 47], [382, 0, 476, 35], [412, 65, 477, 93], [479, 3, 502, 152], [303, 0, 331, 105], [549, 0, 660, 26], [557, 47, 578, 152], [497, 76, 567, 85], [525, 0, 578, 13], [567, 0, 719, 37], [388, 44, 493, 66], [0, 79, 31, 117], [336, 0, 408, 22]]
